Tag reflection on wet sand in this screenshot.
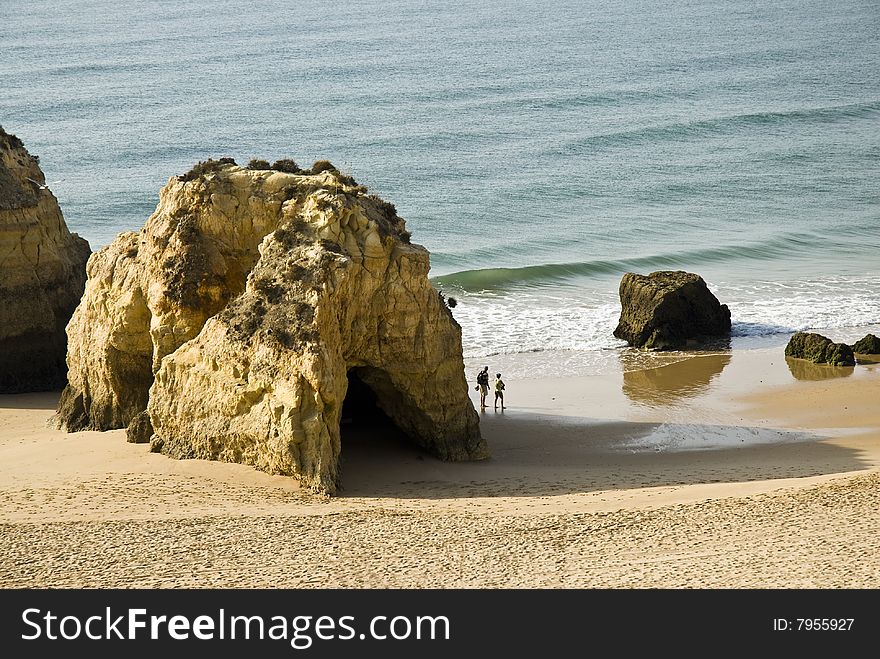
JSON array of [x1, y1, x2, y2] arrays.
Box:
[[621, 352, 731, 406], [785, 357, 854, 381]]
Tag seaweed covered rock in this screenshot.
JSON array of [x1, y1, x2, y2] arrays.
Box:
[[785, 332, 855, 366], [613, 271, 731, 350], [851, 334, 880, 355], [57, 159, 486, 493], [0, 127, 90, 392]]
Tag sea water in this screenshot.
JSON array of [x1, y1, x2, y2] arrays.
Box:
[[2, 0, 878, 376]]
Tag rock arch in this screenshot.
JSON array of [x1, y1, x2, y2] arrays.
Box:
[[57, 160, 486, 493], [341, 368, 390, 427]]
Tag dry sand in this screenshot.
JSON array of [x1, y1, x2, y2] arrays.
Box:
[[1, 348, 878, 588]]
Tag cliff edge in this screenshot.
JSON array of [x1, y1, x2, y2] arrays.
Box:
[[0, 127, 90, 392]]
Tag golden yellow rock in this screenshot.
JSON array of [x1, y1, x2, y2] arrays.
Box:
[[0, 127, 90, 392], [56, 159, 486, 493]]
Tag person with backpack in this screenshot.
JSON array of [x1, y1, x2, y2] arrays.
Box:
[[494, 373, 506, 410], [475, 366, 490, 410]]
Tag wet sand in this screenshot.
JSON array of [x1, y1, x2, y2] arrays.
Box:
[[1, 348, 878, 587]]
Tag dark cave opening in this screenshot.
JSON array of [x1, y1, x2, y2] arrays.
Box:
[[339, 368, 427, 480], [340, 367, 396, 431]]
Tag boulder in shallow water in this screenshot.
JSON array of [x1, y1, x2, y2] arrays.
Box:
[[0, 127, 90, 392], [56, 159, 486, 493], [785, 332, 855, 366], [613, 271, 731, 350], [851, 334, 880, 355]]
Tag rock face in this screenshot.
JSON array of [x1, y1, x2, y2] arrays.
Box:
[[613, 271, 731, 350], [0, 127, 90, 392], [57, 159, 486, 493], [851, 334, 880, 355], [785, 332, 855, 366]]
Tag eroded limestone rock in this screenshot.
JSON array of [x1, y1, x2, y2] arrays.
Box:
[[58, 159, 486, 492], [0, 127, 90, 392], [613, 271, 731, 350]]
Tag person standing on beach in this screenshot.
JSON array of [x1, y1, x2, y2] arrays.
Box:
[[494, 373, 505, 410], [476, 366, 490, 410]]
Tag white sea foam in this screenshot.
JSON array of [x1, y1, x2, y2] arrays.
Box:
[[719, 276, 880, 338], [612, 423, 815, 453], [454, 274, 880, 378]]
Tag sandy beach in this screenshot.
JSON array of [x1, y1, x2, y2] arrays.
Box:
[[3, 0, 879, 606], [1, 346, 878, 588]]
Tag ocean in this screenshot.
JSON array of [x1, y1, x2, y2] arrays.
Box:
[[3, 0, 878, 377]]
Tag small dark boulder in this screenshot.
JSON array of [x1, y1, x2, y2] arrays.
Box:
[[851, 334, 880, 355], [613, 271, 731, 350], [126, 410, 154, 444], [785, 332, 855, 366]]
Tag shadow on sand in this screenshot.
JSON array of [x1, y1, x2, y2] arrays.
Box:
[[0, 391, 61, 411], [337, 411, 869, 499]]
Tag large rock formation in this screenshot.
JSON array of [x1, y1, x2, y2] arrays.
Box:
[[785, 332, 855, 366], [613, 271, 731, 350], [0, 127, 90, 392], [851, 334, 880, 355], [56, 158, 486, 493]]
